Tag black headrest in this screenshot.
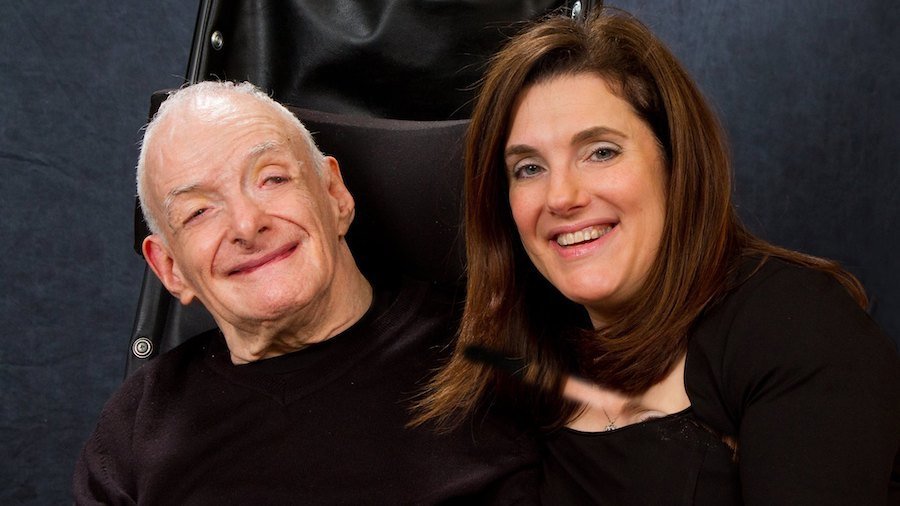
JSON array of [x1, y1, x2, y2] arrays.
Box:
[[293, 107, 468, 285]]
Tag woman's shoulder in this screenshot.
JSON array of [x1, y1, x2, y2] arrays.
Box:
[[696, 255, 883, 352], [690, 254, 895, 370], [729, 255, 847, 301], [685, 255, 900, 433]]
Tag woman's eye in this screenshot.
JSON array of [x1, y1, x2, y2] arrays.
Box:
[[590, 145, 619, 162], [513, 164, 544, 179]]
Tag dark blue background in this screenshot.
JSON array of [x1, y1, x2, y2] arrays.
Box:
[[1, 1, 897, 503]]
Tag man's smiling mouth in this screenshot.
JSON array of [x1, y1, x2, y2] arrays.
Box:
[[228, 243, 298, 276]]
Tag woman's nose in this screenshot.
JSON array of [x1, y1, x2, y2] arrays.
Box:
[[546, 169, 589, 216]]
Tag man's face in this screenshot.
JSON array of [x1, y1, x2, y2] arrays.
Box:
[[142, 96, 355, 329]]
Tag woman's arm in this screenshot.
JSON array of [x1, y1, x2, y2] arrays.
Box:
[[715, 262, 900, 504]]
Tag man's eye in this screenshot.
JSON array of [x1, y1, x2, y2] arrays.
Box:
[[263, 175, 291, 185], [183, 208, 206, 225], [513, 164, 544, 179]]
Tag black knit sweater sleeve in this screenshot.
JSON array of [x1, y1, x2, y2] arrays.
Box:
[[73, 370, 144, 505], [687, 259, 900, 505]]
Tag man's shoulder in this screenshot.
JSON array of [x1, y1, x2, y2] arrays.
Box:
[[368, 276, 462, 342], [396, 277, 462, 320], [81, 330, 217, 457], [115, 331, 219, 402]]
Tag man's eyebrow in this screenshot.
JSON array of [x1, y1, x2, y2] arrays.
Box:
[[246, 139, 307, 174], [163, 183, 200, 215], [247, 140, 281, 158], [161, 182, 202, 229]]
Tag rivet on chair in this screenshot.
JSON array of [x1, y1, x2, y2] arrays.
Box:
[[210, 30, 224, 51], [571, 1, 583, 20], [132, 337, 154, 359]]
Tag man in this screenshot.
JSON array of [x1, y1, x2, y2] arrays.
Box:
[[73, 81, 537, 504]]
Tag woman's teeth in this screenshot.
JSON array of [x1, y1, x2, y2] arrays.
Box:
[[556, 225, 613, 246]]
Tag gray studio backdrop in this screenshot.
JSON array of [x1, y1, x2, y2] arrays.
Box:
[[1, 1, 897, 503]]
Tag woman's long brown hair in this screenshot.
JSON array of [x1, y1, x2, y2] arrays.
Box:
[[414, 7, 867, 430]]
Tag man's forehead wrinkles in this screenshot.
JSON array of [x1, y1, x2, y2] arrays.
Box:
[[153, 121, 299, 225], [159, 139, 290, 212], [164, 138, 283, 191]]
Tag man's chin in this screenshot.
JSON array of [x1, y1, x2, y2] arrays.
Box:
[[215, 297, 311, 326]]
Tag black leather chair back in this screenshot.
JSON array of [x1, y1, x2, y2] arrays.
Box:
[[126, 0, 574, 376]]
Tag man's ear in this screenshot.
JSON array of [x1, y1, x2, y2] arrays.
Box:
[[142, 235, 196, 305], [322, 156, 355, 237]]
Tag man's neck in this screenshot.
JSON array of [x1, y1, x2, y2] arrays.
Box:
[[219, 257, 374, 365]]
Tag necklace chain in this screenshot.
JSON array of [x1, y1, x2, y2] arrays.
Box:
[[601, 407, 618, 431]]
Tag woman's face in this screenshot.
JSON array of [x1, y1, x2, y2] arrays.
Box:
[[504, 72, 667, 328]]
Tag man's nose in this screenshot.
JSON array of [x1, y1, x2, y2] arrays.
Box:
[[228, 196, 270, 246], [546, 168, 589, 216]]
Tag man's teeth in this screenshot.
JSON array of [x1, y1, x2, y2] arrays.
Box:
[[556, 226, 613, 246]]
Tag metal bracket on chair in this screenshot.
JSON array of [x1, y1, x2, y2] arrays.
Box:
[[569, 0, 599, 21], [124, 267, 171, 377]]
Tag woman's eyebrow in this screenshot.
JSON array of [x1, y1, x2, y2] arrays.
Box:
[[504, 144, 536, 159], [571, 126, 627, 146]]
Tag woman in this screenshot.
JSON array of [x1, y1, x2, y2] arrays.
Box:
[[417, 6, 900, 504]]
